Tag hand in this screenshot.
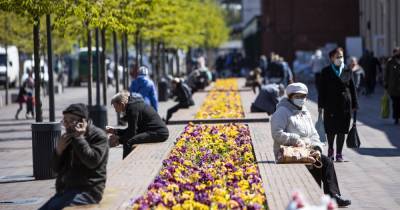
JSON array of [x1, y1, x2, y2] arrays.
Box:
[[56, 133, 73, 155], [73, 121, 87, 138], [106, 126, 115, 134], [295, 140, 305, 147], [109, 134, 120, 147], [310, 150, 321, 159]]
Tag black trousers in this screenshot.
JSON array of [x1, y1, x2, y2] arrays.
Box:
[[122, 131, 169, 159], [391, 95, 400, 119], [327, 133, 345, 155], [166, 103, 188, 123], [308, 155, 341, 196]]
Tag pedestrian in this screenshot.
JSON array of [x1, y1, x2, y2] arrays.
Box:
[[277, 56, 294, 86], [165, 78, 194, 123], [107, 91, 169, 158], [310, 49, 328, 93], [359, 50, 381, 95], [130, 66, 158, 111], [250, 83, 285, 115], [245, 67, 262, 93], [39, 103, 109, 210], [318, 47, 358, 162], [348, 57, 365, 94], [14, 86, 27, 120], [24, 70, 35, 119], [384, 47, 400, 124], [271, 82, 351, 207], [258, 55, 268, 78]]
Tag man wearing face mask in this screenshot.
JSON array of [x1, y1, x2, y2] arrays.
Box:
[[384, 47, 400, 124], [318, 47, 358, 162]]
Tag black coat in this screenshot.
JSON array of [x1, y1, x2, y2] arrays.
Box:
[[318, 65, 358, 134], [53, 122, 109, 202], [116, 96, 169, 146], [174, 82, 194, 107]]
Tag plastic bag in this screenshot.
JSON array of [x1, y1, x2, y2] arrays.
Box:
[[315, 112, 326, 143], [381, 91, 390, 119]]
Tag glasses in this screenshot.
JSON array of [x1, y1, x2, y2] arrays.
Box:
[[60, 119, 79, 126]]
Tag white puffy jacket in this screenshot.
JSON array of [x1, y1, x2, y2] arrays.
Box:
[[270, 98, 324, 158]]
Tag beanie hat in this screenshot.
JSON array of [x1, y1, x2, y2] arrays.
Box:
[[286, 83, 308, 96], [63, 103, 89, 119]]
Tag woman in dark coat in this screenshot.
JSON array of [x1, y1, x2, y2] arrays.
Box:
[[318, 47, 358, 162]]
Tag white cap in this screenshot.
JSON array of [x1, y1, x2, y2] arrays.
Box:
[[286, 82, 308, 95], [138, 66, 149, 75]]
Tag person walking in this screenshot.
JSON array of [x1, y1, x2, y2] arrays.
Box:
[[348, 57, 365, 94], [318, 47, 358, 162], [24, 70, 35, 119], [14, 86, 27, 120], [107, 91, 169, 158], [384, 47, 400, 124], [130, 66, 158, 111], [310, 49, 328, 93], [359, 50, 381, 95], [271, 83, 351, 207]]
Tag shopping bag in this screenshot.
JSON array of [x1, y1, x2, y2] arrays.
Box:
[[315, 112, 326, 143], [346, 111, 361, 148], [381, 91, 390, 119]]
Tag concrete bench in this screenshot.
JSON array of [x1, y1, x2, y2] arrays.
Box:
[[249, 123, 323, 210], [66, 125, 184, 210]]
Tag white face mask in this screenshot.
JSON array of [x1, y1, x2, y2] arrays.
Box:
[[334, 58, 344, 66], [292, 98, 306, 107]]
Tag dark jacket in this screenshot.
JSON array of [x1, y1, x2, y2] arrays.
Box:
[[252, 84, 281, 115], [52, 122, 109, 202], [384, 58, 400, 97], [318, 65, 358, 134], [174, 82, 194, 107], [116, 96, 169, 147]]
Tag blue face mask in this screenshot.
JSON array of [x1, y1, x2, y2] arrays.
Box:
[[292, 98, 306, 107]]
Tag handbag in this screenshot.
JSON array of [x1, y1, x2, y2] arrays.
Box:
[[277, 145, 322, 168], [315, 112, 327, 143], [381, 91, 390, 119], [346, 111, 361, 148]]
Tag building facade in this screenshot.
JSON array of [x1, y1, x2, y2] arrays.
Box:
[[359, 0, 400, 57], [260, 0, 360, 63]]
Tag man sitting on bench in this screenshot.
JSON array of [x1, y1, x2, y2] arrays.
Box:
[[107, 91, 169, 159]]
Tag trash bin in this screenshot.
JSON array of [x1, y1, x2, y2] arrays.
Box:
[[158, 78, 169, 102], [31, 122, 61, 180], [89, 105, 108, 130]]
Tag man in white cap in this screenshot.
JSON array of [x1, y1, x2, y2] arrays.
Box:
[[270, 82, 351, 207], [130, 66, 158, 111]]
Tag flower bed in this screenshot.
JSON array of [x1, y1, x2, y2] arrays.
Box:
[[131, 123, 267, 209], [195, 79, 244, 119]]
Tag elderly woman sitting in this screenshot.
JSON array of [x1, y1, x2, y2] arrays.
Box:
[[270, 83, 351, 207]]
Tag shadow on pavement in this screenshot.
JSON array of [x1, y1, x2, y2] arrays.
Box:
[[352, 148, 400, 157]]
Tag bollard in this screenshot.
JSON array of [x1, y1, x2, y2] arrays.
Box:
[[31, 122, 61, 180]]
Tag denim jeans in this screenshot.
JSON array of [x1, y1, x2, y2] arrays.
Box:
[[38, 189, 96, 210]]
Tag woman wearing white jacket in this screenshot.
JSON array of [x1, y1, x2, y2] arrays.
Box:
[[271, 83, 351, 207]]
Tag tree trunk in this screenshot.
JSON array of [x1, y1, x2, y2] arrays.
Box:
[[101, 28, 107, 106], [5, 44, 8, 105], [46, 14, 55, 122], [124, 33, 129, 89], [135, 30, 139, 68], [113, 31, 120, 123], [33, 16, 42, 122], [161, 43, 166, 77], [139, 36, 143, 66], [87, 27, 93, 106], [175, 49, 180, 77], [121, 33, 126, 90], [156, 42, 161, 81], [95, 28, 100, 106]]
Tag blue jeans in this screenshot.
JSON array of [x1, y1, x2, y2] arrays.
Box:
[[38, 189, 97, 210]]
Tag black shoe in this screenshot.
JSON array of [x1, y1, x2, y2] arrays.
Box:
[[333, 194, 351, 207]]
